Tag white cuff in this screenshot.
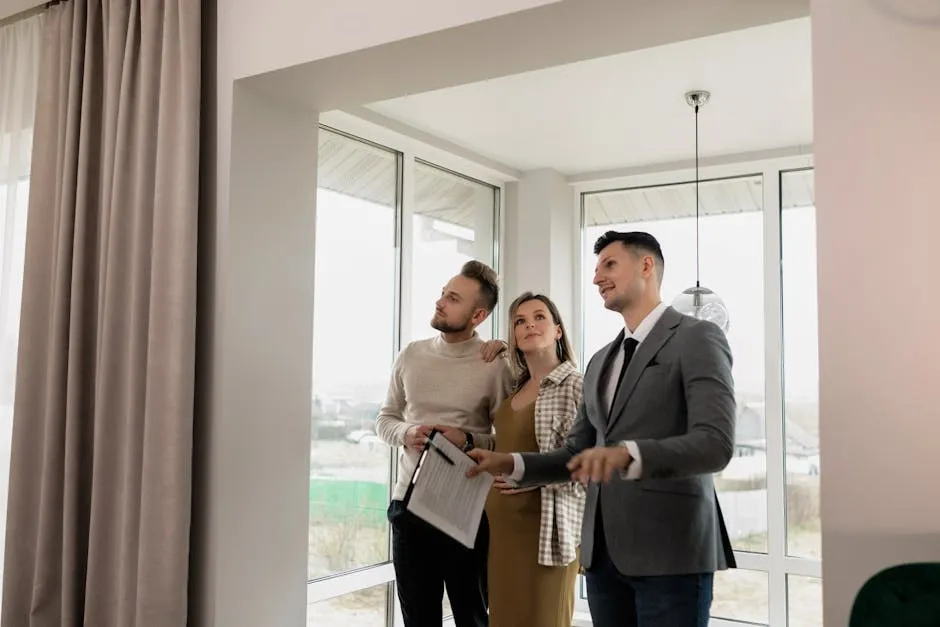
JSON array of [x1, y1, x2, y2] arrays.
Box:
[[618, 441, 642, 480], [507, 453, 525, 484]]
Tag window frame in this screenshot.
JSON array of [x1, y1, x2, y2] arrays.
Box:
[[572, 153, 818, 627], [307, 118, 507, 626]]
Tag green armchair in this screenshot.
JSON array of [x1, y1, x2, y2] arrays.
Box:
[[850, 562, 940, 626]]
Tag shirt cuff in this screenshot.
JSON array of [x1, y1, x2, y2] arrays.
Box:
[[618, 441, 642, 480], [507, 453, 525, 484]]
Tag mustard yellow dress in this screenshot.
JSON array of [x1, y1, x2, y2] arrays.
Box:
[[485, 399, 580, 627]]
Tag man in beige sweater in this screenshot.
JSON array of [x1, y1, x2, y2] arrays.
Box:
[[376, 260, 513, 627]]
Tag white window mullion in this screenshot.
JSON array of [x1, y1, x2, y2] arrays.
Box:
[[762, 168, 787, 627], [573, 188, 587, 363], [307, 563, 397, 604], [398, 152, 416, 348], [733, 550, 770, 572], [470, 180, 498, 338], [388, 153, 416, 627], [710, 618, 764, 627], [493, 186, 507, 335], [783, 556, 822, 579]]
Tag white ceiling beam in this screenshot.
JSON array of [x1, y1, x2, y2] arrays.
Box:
[[245, 0, 809, 113]]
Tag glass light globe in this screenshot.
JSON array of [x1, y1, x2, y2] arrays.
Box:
[[672, 285, 730, 332]]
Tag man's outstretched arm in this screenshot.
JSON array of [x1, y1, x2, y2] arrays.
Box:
[[467, 399, 595, 485], [515, 399, 595, 486]]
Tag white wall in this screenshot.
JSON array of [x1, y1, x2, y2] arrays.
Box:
[[195, 84, 318, 627], [812, 0, 940, 623], [223, 0, 563, 81]]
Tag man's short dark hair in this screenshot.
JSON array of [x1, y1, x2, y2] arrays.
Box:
[[460, 260, 499, 312], [593, 230, 665, 282]]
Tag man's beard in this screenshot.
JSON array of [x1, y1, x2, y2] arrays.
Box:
[[431, 313, 472, 334]]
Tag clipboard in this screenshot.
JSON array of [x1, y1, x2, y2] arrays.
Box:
[[401, 429, 494, 548], [402, 428, 445, 504], [401, 430, 433, 506]]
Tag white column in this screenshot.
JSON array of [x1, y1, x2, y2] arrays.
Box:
[[193, 82, 317, 627], [812, 1, 940, 624], [504, 169, 577, 338]]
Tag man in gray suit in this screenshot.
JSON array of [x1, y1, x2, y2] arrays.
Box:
[[468, 231, 736, 627]]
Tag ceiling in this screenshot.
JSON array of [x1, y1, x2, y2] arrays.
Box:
[[364, 18, 813, 176]]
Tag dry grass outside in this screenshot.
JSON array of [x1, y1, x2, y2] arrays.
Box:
[[307, 584, 389, 627], [331, 585, 388, 611], [716, 476, 767, 492], [787, 480, 820, 530], [309, 520, 389, 579]]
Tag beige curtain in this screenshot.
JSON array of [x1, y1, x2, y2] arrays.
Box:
[[2, 1, 202, 626]]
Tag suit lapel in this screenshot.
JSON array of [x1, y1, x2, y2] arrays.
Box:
[[606, 307, 682, 435]]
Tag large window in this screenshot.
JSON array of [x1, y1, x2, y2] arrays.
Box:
[[582, 175, 768, 559], [309, 129, 398, 584], [308, 127, 500, 626], [578, 162, 820, 626]]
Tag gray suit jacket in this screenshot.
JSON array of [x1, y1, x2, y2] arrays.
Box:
[[519, 306, 736, 576]]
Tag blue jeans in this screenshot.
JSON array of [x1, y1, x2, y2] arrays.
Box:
[[585, 509, 713, 627]]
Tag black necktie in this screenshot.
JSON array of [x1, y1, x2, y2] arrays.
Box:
[[611, 337, 639, 409]]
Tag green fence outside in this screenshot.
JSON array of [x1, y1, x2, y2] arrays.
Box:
[[309, 477, 388, 526]]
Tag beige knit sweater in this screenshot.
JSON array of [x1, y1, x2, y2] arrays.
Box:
[[375, 332, 513, 500]]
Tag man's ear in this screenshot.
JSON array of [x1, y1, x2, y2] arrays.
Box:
[[471, 307, 489, 327]]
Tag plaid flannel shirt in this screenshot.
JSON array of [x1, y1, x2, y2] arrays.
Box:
[[534, 361, 586, 567]]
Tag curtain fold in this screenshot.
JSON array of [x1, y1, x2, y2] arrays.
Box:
[[2, 1, 202, 626], [0, 12, 44, 611]]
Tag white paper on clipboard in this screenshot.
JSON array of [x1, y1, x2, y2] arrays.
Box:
[[405, 431, 494, 548]]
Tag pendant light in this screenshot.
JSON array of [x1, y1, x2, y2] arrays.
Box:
[[670, 90, 730, 332]]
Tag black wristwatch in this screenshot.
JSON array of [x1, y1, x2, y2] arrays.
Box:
[[463, 432, 475, 452]]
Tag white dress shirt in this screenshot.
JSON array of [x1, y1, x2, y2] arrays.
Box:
[[508, 301, 669, 483]]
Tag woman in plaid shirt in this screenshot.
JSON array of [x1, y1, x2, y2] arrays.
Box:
[[485, 292, 586, 627]]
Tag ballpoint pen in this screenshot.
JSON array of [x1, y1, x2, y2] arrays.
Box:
[[426, 435, 455, 466]]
